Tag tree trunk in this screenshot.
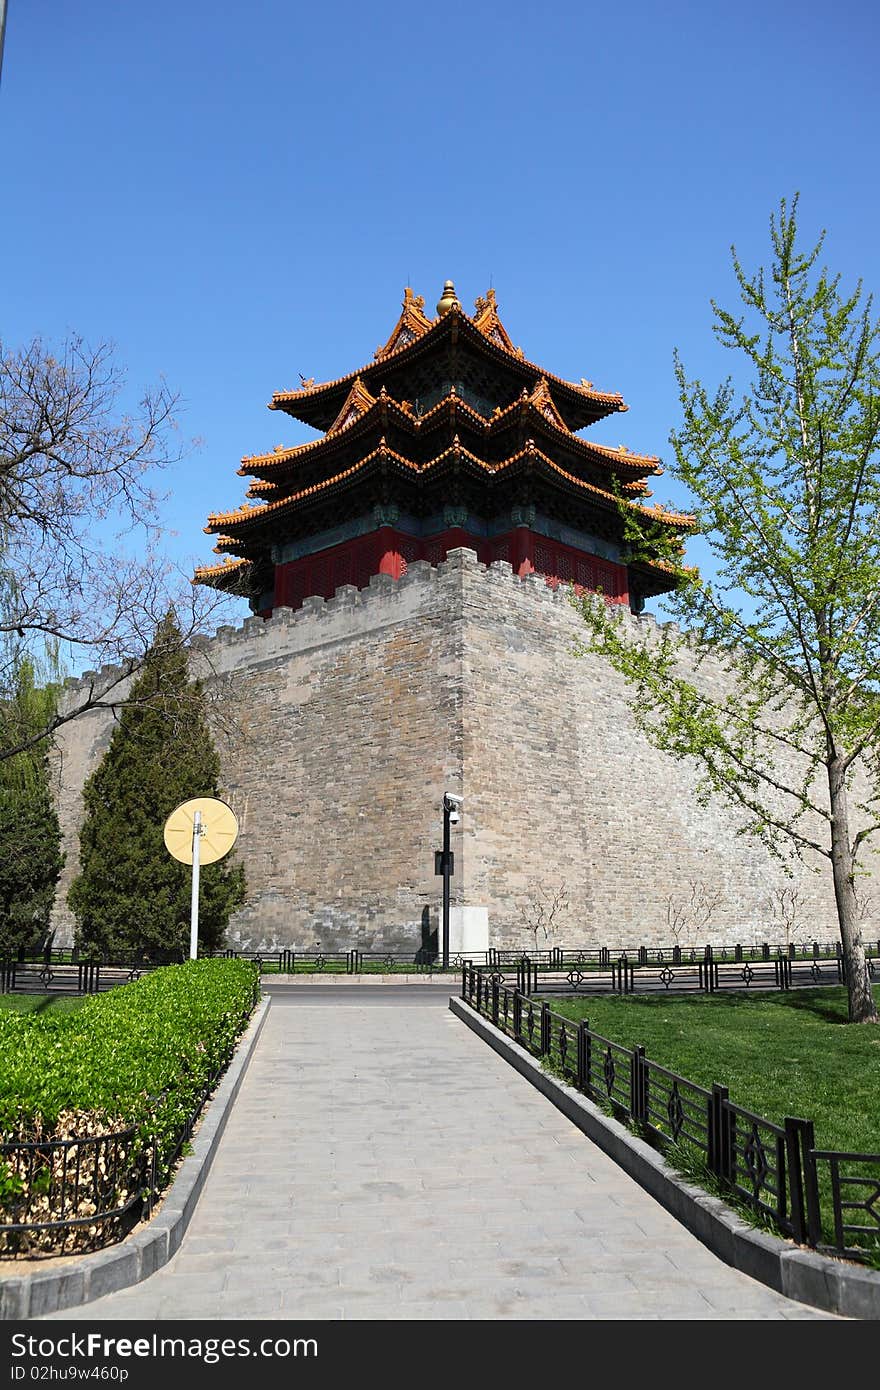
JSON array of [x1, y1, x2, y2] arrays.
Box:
[[827, 756, 879, 1023]]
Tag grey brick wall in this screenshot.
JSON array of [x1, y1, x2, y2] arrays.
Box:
[[50, 548, 850, 953]]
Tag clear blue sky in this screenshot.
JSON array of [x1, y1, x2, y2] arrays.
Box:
[[2, 0, 878, 621]]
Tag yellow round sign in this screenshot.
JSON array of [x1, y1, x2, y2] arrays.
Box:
[[163, 797, 239, 866]]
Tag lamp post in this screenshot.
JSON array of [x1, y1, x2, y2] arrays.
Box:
[[437, 793, 462, 970]]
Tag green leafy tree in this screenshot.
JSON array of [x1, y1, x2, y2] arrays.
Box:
[[68, 612, 246, 957], [575, 196, 880, 1023], [0, 656, 64, 956]]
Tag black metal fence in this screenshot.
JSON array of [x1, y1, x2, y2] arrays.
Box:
[[5, 939, 875, 990], [461, 965, 880, 1264], [495, 944, 876, 998], [0, 948, 186, 998], [208, 948, 437, 975]]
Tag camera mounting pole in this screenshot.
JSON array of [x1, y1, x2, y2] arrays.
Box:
[[437, 793, 462, 971]]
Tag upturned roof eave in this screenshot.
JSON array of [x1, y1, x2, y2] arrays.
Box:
[[242, 391, 659, 490], [206, 443, 691, 541], [268, 310, 627, 431]]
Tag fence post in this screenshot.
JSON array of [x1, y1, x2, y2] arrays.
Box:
[[734, 943, 743, 962], [513, 989, 522, 1041], [576, 1019, 590, 1093], [708, 1084, 731, 1181], [630, 1045, 647, 1124], [599, 947, 610, 968], [762, 942, 770, 961], [539, 1001, 551, 1056], [638, 945, 648, 966], [797, 1120, 822, 1248], [491, 977, 499, 1026], [783, 1117, 811, 1246], [672, 945, 681, 965]]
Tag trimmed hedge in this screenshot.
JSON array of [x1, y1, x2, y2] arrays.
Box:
[[0, 958, 258, 1167]]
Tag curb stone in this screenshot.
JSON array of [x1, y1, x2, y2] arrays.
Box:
[[450, 995, 880, 1320], [267, 973, 460, 985], [0, 996, 271, 1320]]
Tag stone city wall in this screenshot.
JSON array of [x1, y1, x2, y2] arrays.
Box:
[[51, 549, 850, 953]]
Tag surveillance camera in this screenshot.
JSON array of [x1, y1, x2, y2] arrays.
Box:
[[448, 809, 461, 825], [444, 793, 463, 807]]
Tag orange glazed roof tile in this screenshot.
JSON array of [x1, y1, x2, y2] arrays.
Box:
[[326, 377, 377, 435], [269, 288, 627, 415], [206, 440, 692, 538], [192, 555, 252, 580], [241, 386, 657, 489], [472, 288, 518, 354], [374, 287, 435, 359]]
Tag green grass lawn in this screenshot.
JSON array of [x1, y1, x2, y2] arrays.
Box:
[[548, 987, 880, 1154], [0, 994, 86, 1017]]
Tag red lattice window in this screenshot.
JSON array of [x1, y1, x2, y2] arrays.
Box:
[[534, 544, 553, 575], [399, 541, 420, 577], [576, 558, 597, 589]]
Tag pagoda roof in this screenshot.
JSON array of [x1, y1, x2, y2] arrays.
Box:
[[192, 554, 256, 591], [205, 439, 691, 542], [269, 289, 627, 432], [240, 384, 660, 490]]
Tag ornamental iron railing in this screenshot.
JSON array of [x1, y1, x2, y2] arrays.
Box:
[[501, 945, 875, 998], [5, 940, 876, 991], [462, 964, 880, 1264]]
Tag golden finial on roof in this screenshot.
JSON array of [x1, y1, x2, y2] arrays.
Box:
[[436, 280, 460, 316]]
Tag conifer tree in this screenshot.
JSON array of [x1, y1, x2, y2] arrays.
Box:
[[68, 611, 246, 957], [0, 657, 64, 956]]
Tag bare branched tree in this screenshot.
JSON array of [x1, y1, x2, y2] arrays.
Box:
[[0, 334, 244, 760], [767, 885, 804, 951], [663, 879, 722, 948], [518, 882, 572, 953]]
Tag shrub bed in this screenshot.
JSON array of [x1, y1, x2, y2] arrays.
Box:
[[0, 958, 259, 1255]]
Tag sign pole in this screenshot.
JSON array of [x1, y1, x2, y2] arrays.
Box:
[[189, 809, 202, 960]]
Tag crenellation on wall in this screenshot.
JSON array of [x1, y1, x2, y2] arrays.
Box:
[[51, 547, 848, 952]]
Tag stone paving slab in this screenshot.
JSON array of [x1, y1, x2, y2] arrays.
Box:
[[42, 995, 836, 1321]]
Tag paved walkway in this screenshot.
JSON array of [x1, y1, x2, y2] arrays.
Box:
[[47, 990, 832, 1320]]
